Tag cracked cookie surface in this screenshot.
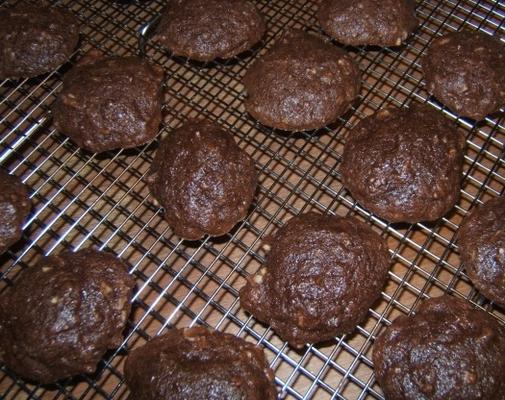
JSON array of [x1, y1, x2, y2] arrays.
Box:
[[459, 197, 505, 307], [341, 104, 464, 223], [125, 327, 277, 400], [243, 30, 360, 131], [147, 119, 257, 240], [240, 212, 390, 348], [373, 295, 505, 400], [0, 248, 135, 384], [422, 30, 505, 120]]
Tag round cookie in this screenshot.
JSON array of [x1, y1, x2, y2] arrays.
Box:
[[52, 49, 164, 153], [459, 197, 505, 307], [0, 4, 79, 80], [124, 327, 277, 400], [147, 119, 257, 240], [373, 295, 505, 400], [0, 170, 31, 255], [340, 104, 465, 223], [422, 30, 505, 120], [240, 212, 390, 348], [153, 0, 266, 62], [243, 29, 361, 131], [0, 248, 135, 384], [317, 0, 418, 47]]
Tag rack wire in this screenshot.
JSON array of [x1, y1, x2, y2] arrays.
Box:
[[1, 0, 504, 398]]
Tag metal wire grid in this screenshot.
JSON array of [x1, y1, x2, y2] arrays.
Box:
[[0, 0, 504, 398]]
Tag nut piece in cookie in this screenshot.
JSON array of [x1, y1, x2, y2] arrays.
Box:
[[153, 0, 266, 62], [373, 295, 505, 400], [459, 197, 505, 307], [0, 4, 80, 79], [53, 49, 164, 153], [0, 170, 31, 255], [243, 29, 361, 131], [341, 104, 465, 223], [0, 248, 135, 384], [124, 327, 277, 400], [422, 30, 505, 120], [147, 119, 257, 240], [240, 212, 390, 348], [318, 0, 418, 47]]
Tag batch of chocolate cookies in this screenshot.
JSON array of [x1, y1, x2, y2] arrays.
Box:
[[0, 0, 504, 399]]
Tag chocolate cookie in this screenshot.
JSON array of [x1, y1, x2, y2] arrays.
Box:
[[317, 0, 418, 47], [124, 327, 277, 400], [0, 170, 31, 255], [147, 120, 257, 240], [240, 212, 390, 348], [373, 295, 505, 400], [422, 30, 505, 120], [243, 29, 361, 131], [53, 50, 164, 153], [0, 4, 79, 79], [153, 0, 266, 61], [0, 248, 135, 384], [340, 104, 465, 223], [459, 197, 505, 307]]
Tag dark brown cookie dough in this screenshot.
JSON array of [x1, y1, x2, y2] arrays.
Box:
[[124, 327, 277, 400], [153, 0, 266, 61], [317, 0, 418, 47], [422, 30, 505, 120], [147, 119, 257, 240], [243, 29, 361, 131], [459, 197, 505, 307], [240, 212, 390, 348], [0, 170, 31, 255], [52, 50, 164, 153], [0, 4, 79, 79], [0, 248, 135, 384], [373, 295, 505, 400], [341, 104, 465, 223]]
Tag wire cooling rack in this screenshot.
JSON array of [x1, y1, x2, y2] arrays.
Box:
[[1, 0, 504, 398]]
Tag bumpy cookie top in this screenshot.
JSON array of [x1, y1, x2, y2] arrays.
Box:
[[373, 295, 505, 400], [341, 104, 465, 223], [147, 119, 257, 240], [459, 197, 505, 306], [0, 248, 135, 384], [153, 0, 266, 61], [243, 29, 361, 131], [318, 0, 418, 46], [53, 50, 164, 153], [0, 4, 79, 79], [240, 212, 390, 348], [124, 327, 277, 400], [423, 30, 505, 120]]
